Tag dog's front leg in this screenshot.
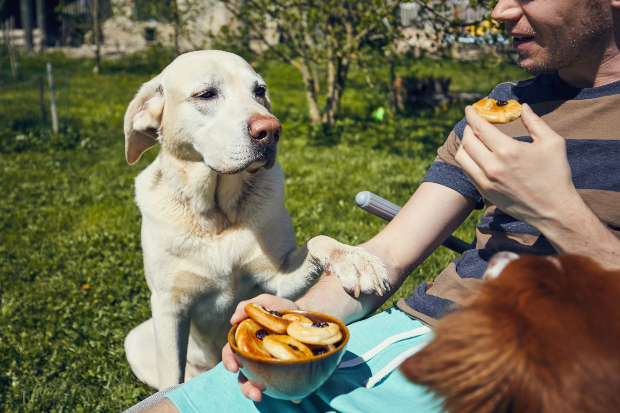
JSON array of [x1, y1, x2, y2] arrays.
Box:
[[259, 236, 391, 301], [263, 242, 324, 300], [305, 235, 391, 297], [151, 293, 191, 389]]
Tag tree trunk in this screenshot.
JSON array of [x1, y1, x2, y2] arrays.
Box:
[[93, 0, 100, 75], [388, 43, 404, 113], [296, 59, 322, 123], [322, 56, 349, 124], [35, 0, 45, 51], [311, 61, 320, 96], [19, 0, 33, 52]]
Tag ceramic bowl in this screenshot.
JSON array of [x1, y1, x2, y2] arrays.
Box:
[[228, 309, 349, 400]]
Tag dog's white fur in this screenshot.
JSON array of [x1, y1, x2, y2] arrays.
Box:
[[123, 51, 390, 390]]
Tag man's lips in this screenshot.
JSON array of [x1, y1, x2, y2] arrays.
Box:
[[512, 35, 535, 50]]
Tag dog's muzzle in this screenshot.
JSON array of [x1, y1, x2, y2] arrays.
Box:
[[248, 115, 281, 170], [245, 145, 278, 173]]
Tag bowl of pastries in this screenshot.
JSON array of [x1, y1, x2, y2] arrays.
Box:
[[228, 303, 350, 400]]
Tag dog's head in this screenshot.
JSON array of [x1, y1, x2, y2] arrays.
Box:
[[401, 254, 620, 413], [124, 50, 281, 174]]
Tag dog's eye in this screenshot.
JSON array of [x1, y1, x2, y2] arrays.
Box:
[[195, 89, 217, 100], [255, 86, 266, 98]]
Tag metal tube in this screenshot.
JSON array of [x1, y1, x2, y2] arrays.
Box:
[[47, 63, 58, 135], [355, 191, 473, 254]]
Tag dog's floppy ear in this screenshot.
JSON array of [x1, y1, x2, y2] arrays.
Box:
[[124, 75, 165, 165], [401, 310, 517, 413]]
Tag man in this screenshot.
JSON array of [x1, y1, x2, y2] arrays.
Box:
[[133, 0, 620, 411]]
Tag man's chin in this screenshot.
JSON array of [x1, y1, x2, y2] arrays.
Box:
[[517, 54, 554, 74]]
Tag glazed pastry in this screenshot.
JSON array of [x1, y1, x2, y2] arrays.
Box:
[[307, 343, 336, 356], [262, 335, 313, 361], [235, 319, 275, 359], [472, 98, 522, 124], [282, 313, 313, 323], [287, 320, 342, 345], [245, 303, 290, 334]]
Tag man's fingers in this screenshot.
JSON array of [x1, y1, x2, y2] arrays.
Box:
[[464, 106, 513, 151], [455, 143, 492, 190], [230, 295, 273, 325], [461, 125, 494, 166], [222, 343, 241, 373], [231, 300, 252, 325], [520, 103, 557, 142], [230, 295, 299, 325], [238, 372, 265, 402]]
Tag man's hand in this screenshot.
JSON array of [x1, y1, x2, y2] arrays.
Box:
[[455, 103, 620, 269], [221, 294, 298, 402], [455, 103, 582, 227]]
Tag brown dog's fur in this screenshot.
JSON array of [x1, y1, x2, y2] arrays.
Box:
[[401, 254, 620, 413]]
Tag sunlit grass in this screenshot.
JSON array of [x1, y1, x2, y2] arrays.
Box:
[[0, 47, 528, 411]]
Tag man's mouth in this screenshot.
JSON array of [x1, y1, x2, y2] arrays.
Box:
[[512, 36, 535, 49]]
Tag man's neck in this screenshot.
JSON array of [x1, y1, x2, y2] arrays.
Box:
[[558, 47, 620, 88]]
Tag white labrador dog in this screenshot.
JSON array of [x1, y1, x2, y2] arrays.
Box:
[[123, 50, 390, 390]]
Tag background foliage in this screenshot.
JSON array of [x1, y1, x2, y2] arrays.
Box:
[[0, 47, 528, 411], [213, 0, 499, 124]]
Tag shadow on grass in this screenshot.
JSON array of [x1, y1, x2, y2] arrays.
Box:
[[0, 117, 94, 154], [305, 104, 466, 163]]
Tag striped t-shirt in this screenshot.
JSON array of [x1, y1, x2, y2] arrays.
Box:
[[397, 71, 620, 326]]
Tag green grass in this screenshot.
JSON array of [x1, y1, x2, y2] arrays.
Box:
[[0, 47, 529, 412]]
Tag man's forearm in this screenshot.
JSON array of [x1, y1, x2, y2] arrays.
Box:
[[295, 273, 380, 324], [296, 237, 414, 324], [535, 193, 620, 270], [296, 182, 477, 324]]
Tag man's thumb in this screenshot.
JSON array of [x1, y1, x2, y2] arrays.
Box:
[[521, 103, 557, 142]]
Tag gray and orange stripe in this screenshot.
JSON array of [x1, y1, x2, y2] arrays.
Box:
[[399, 72, 620, 326]]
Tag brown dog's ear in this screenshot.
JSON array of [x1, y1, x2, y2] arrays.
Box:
[[401, 311, 516, 413], [124, 75, 165, 165]]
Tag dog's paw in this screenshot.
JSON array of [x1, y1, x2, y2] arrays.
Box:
[[309, 236, 391, 297]]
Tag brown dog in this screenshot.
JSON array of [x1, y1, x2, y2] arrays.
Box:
[[401, 254, 620, 413]]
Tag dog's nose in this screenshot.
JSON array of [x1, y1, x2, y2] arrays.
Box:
[[248, 115, 282, 145]]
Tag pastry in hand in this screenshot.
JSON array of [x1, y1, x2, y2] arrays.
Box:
[[472, 98, 522, 124]]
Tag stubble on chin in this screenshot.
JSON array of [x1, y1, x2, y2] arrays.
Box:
[[517, 47, 571, 75]]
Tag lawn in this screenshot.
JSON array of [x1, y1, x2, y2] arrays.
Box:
[[0, 47, 529, 412]]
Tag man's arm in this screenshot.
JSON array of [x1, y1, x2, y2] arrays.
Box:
[[456, 104, 620, 270], [219, 182, 476, 402], [296, 181, 477, 324]]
